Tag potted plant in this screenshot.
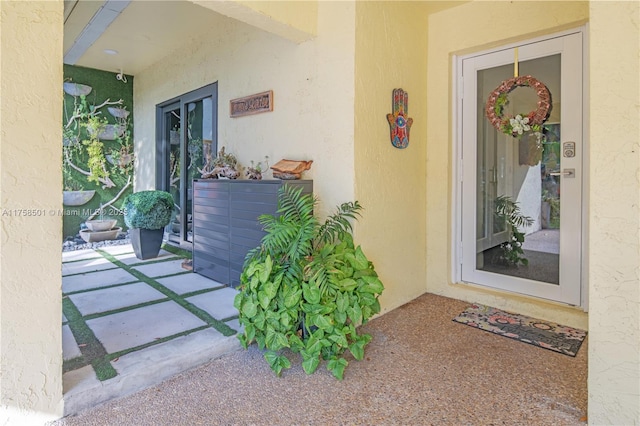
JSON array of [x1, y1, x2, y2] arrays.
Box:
[[200, 146, 240, 179], [234, 185, 384, 380], [123, 190, 174, 259]]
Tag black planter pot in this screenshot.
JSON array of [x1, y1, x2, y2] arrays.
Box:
[[130, 228, 164, 260]]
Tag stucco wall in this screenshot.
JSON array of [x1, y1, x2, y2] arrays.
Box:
[[426, 1, 589, 329], [588, 2, 640, 423], [134, 1, 355, 218], [0, 1, 64, 424], [195, 0, 317, 43], [353, 1, 429, 314], [237, 0, 317, 38]]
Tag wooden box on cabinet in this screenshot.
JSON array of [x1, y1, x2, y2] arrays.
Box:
[[192, 179, 313, 287]]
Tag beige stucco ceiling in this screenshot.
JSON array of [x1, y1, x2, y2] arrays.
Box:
[[64, 0, 231, 75], [64, 0, 469, 76]]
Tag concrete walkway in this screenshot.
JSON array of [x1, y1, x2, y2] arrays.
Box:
[[62, 243, 242, 416]]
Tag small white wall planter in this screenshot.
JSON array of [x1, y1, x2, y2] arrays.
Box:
[[63, 190, 96, 206]]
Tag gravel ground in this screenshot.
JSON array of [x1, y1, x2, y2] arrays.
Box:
[[51, 293, 587, 426]]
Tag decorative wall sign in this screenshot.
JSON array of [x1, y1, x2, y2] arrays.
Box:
[[485, 75, 551, 138], [230, 90, 273, 118], [387, 88, 413, 149]]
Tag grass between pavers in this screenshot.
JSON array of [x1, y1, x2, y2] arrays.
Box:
[[63, 280, 141, 296], [106, 325, 211, 361], [61, 255, 104, 264], [62, 248, 238, 381], [62, 266, 121, 278], [96, 250, 236, 337], [81, 297, 170, 321], [62, 297, 117, 381], [161, 243, 193, 259]]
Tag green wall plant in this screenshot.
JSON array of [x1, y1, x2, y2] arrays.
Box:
[[234, 186, 384, 379], [62, 65, 134, 240]]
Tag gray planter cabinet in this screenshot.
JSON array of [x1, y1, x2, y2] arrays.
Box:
[[192, 179, 313, 287]]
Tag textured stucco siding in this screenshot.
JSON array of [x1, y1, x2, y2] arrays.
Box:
[[0, 1, 64, 424], [353, 1, 430, 314], [587, 1, 640, 424]]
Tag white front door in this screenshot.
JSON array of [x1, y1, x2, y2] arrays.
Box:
[[457, 31, 584, 306]]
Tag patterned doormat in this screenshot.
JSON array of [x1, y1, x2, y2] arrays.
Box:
[[453, 303, 587, 357]]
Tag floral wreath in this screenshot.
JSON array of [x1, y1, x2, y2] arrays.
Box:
[[485, 75, 552, 138]]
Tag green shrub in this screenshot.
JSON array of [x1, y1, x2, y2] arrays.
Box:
[[234, 185, 384, 380], [123, 190, 173, 230]]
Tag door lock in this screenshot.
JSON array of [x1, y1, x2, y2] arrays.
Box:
[[549, 168, 575, 178], [563, 141, 576, 158]]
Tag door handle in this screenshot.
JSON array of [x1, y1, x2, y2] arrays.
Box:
[[549, 168, 575, 178]]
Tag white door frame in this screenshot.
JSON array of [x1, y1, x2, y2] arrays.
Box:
[[451, 26, 589, 309]]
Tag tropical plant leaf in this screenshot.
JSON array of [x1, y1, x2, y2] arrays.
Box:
[[284, 287, 302, 308], [264, 351, 290, 377], [289, 333, 304, 352], [265, 327, 289, 351], [241, 300, 258, 318], [301, 350, 321, 374], [327, 357, 348, 380], [259, 255, 273, 283], [359, 276, 384, 294], [314, 314, 333, 331], [353, 246, 369, 270], [237, 333, 249, 349], [337, 278, 358, 292], [347, 304, 363, 325], [302, 282, 321, 304], [349, 340, 366, 361], [263, 276, 280, 299], [336, 291, 348, 313], [233, 293, 243, 310]]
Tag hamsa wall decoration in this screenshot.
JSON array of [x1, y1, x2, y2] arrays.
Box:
[[386, 88, 413, 149]]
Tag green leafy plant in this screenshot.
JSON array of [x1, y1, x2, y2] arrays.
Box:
[[63, 167, 83, 191], [492, 195, 533, 266], [82, 116, 110, 186], [234, 185, 384, 380], [123, 190, 174, 230]]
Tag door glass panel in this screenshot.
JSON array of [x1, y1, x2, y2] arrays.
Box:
[[167, 108, 181, 244], [475, 55, 561, 285], [158, 82, 217, 249], [184, 98, 212, 243]]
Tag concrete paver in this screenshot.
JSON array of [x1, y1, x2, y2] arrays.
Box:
[[62, 329, 241, 416], [63, 268, 139, 294], [131, 259, 189, 278], [98, 244, 135, 256], [62, 257, 118, 276], [157, 273, 223, 295], [115, 250, 177, 265], [186, 287, 239, 320], [62, 325, 82, 361], [68, 283, 167, 316], [61, 244, 243, 417], [86, 301, 207, 354], [62, 249, 102, 263], [62, 365, 104, 416]]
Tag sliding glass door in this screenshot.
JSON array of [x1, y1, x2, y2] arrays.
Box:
[[156, 83, 217, 249]]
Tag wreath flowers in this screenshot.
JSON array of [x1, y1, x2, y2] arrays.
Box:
[[485, 75, 552, 138]]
